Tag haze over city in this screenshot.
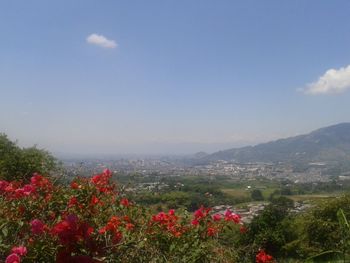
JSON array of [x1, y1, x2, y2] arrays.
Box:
[[1, 1, 350, 155]]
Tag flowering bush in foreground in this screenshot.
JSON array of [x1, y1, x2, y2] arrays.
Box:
[[0, 170, 273, 262]]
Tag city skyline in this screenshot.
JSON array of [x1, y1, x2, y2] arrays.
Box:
[[1, 1, 350, 154]]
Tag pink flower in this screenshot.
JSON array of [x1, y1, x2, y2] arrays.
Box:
[[30, 173, 43, 185], [224, 209, 232, 217], [14, 188, 25, 198], [0, 180, 9, 192], [30, 219, 45, 235], [194, 208, 204, 219], [168, 209, 175, 216], [103, 168, 112, 177], [5, 253, 21, 263], [224, 209, 241, 223], [30, 173, 51, 190], [22, 184, 35, 195], [11, 246, 27, 256], [212, 213, 222, 221]]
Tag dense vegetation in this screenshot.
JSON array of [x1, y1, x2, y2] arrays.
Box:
[[0, 170, 256, 262], [0, 134, 58, 181]]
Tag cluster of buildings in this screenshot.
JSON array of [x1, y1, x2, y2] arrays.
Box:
[[63, 157, 336, 183], [212, 201, 313, 224]]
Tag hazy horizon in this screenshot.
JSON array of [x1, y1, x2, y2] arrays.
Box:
[[5, 122, 348, 157], [1, 1, 350, 155]]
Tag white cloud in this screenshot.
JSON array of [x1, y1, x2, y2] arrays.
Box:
[[86, 33, 117, 49], [303, 65, 350, 95]]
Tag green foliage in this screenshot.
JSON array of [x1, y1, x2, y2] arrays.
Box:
[[234, 196, 294, 261], [304, 208, 350, 262], [284, 195, 350, 261], [130, 179, 238, 212], [251, 189, 264, 201], [281, 187, 293, 195], [0, 133, 58, 181]]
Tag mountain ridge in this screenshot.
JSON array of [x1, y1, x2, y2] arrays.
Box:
[[199, 123, 350, 164]]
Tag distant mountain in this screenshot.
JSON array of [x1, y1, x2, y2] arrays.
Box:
[[201, 123, 350, 164], [192, 151, 209, 159]]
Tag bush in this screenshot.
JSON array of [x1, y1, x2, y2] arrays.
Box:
[[0, 169, 271, 263], [251, 189, 264, 201]]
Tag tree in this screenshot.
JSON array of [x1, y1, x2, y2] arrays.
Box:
[[281, 187, 292, 195], [251, 189, 264, 201], [0, 133, 58, 181], [297, 195, 350, 258], [238, 197, 295, 260]]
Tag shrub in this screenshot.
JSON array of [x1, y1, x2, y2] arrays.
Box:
[[0, 170, 271, 262]]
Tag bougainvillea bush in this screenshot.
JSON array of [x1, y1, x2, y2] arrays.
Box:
[[0, 170, 274, 262]]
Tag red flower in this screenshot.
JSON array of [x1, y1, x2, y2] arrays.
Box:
[[106, 216, 121, 232], [70, 181, 79, 189], [150, 210, 182, 237], [194, 208, 204, 219], [207, 227, 218, 236], [30, 173, 43, 185], [22, 184, 35, 195], [14, 188, 25, 198], [113, 231, 123, 244], [0, 180, 9, 192], [5, 253, 21, 263], [191, 206, 211, 226], [120, 198, 130, 207], [87, 226, 94, 236], [90, 195, 100, 206], [52, 214, 93, 245], [30, 219, 46, 235], [11, 246, 27, 256], [99, 216, 122, 236], [256, 249, 274, 263], [224, 209, 241, 224], [126, 223, 135, 231], [90, 169, 113, 193], [191, 219, 199, 226], [212, 213, 222, 221], [98, 227, 107, 234], [30, 173, 51, 190], [68, 196, 78, 208], [13, 184, 35, 198]]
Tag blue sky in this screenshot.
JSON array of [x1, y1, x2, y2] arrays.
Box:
[[1, 0, 350, 155]]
